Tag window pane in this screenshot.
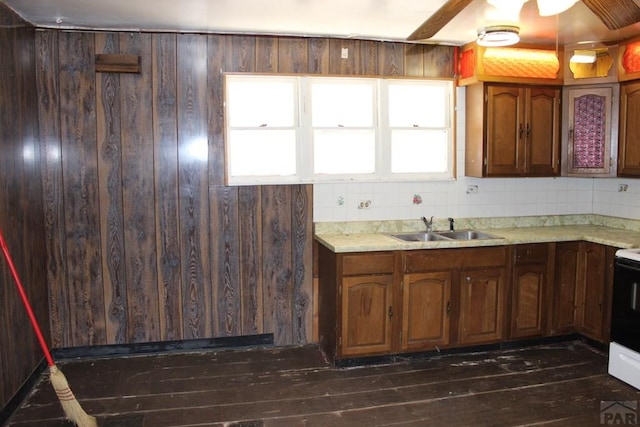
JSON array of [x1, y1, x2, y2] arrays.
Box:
[[391, 130, 448, 173], [227, 79, 295, 127], [389, 83, 447, 128], [311, 81, 374, 127], [228, 130, 296, 176], [314, 130, 375, 174]]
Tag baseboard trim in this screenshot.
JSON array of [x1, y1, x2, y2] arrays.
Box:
[[52, 333, 274, 360]]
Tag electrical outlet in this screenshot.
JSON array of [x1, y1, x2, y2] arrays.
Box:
[[466, 185, 479, 194], [341, 47, 349, 59], [619, 184, 629, 192], [358, 200, 371, 209]]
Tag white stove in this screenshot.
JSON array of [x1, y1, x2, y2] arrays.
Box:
[[609, 248, 640, 390], [615, 248, 640, 263]]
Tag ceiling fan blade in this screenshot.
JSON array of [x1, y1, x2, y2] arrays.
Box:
[[581, 0, 640, 30], [407, 0, 475, 41]]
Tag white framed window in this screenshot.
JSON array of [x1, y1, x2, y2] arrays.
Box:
[[383, 80, 453, 180], [224, 74, 455, 185], [225, 75, 299, 184], [309, 78, 377, 179]]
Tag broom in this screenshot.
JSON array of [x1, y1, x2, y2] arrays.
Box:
[[0, 228, 97, 427]]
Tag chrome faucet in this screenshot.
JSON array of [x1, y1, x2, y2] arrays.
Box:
[[421, 216, 434, 233]]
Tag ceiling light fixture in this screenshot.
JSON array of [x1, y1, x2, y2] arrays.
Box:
[[536, 0, 579, 16], [477, 25, 520, 47], [571, 49, 597, 63], [487, 0, 528, 13]]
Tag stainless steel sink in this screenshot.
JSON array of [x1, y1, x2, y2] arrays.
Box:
[[390, 232, 452, 242], [390, 229, 503, 243], [436, 230, 502, 240]]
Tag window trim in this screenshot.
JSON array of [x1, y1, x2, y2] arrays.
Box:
[[224, 73, 456, 185]]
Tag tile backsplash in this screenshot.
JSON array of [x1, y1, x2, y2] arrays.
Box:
[[313, 87, 640, 223]]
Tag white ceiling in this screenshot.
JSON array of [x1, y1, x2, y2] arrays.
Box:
[[3, 0, 640, 46]]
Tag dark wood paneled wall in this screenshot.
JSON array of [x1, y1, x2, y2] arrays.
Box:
[[34, 30, 454, 349], [0, 3, 48, 410]]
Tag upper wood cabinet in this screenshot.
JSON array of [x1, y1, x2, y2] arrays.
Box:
[[618, 80, 640, 177], [562, 84, 619, 177], [466, 83, 561, 177]]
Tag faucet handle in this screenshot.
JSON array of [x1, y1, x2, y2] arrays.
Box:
[[448, 217, 455, 231]]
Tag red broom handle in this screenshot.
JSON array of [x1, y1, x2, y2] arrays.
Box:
[[0, 228, 55, 367]]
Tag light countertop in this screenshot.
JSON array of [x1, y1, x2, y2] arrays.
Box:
[[315, 216, 640, 253]]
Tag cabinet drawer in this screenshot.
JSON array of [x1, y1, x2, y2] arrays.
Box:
[[404, 246, 506, 272], [341, 252, 395, 276], [514, 244, 548, 265]]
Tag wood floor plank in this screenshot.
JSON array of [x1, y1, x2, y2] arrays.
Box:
[[8, 341, 640, 427]]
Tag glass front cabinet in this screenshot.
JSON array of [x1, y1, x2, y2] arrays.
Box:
[[561, 84, 619, 177]]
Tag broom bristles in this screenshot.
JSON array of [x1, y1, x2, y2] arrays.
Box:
[[49, 365, 97, 427]]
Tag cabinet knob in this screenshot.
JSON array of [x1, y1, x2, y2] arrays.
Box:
[[446, 301, 451, 314], [388, 306, 393, 318], [519, 124, 524, 139]]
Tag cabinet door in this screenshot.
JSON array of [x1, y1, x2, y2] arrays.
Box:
[[402, 271, 451, 351], [566, 86, 614, 176], [618, 81, 640, 177], [486, 85, 525, 176], [551, 242, 580, 334], [459, 268, 504, 345], [527, 87, 560, 176], [340, 274, 393, 357], [578, 242, 606, 341], [511, 264, 546, 338]]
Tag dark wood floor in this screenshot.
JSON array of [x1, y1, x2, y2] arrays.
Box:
[[6, 340, 640, 426]]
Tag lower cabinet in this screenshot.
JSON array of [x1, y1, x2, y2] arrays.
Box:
[[509, 243, 552, 339], [317, 239, 615, 364], [341, 274, 394, 357], [402, 271, 452, 351], [459, 267, 505, 345], [550, 241, 615, 342]]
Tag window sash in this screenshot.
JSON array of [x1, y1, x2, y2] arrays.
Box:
[[224, 74, 455, 185]]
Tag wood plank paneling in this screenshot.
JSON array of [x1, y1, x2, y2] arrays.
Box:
[[262, 186, 294, 345], [308, 39, 330, 74], [210, 187, 241, 337], [31, 29, 454, 352], [176, 34, 211, 339], [207, 35, 226, 187], [152, 33, 182, 342], [35, 30, 69, 349], [278, 37, 308, 73], [292, 185, 313, 344], [95, 32, 128, 345], [238, 187, 263, 335], [255, 36, 278, 73], [378, 42, 404, 76], [329, 39, 360, 75], [58, 31, 106, 346], [0, 3, 48, 411], [119, 32, 160, 343]]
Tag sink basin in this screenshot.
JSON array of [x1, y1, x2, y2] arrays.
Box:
[[436, 230, 502, 240], [390, 232, 452, 242]]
